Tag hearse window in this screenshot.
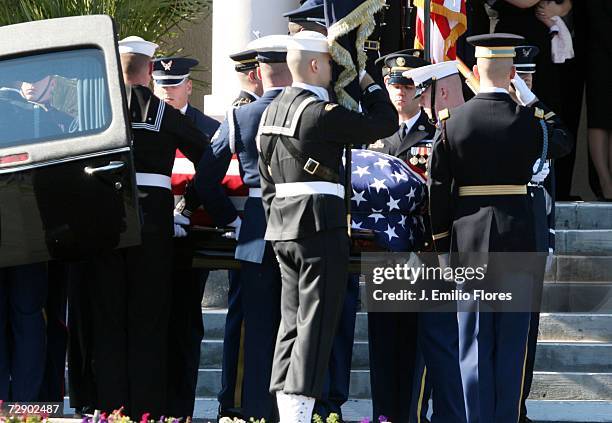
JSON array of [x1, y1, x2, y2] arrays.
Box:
[[0, 48, 111, 148]]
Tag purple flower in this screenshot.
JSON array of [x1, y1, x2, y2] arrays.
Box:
[[378, 416, 388, 422]]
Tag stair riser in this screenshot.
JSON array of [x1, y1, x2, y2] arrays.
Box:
[[203, 312, 612, 343]]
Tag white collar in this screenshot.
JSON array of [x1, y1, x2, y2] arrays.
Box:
[[264, 87, 284, 93], [292, 82, 330, 102], [401, 110, 422, 134], [179, 104, 188, 115], [243, 89, 260, 100], [0, 87, 22, 94], [480, 86, 509, 94]]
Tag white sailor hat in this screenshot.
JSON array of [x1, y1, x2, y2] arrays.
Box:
[[287, 30, 329, 54], [247, 35, 290, 63], [118, 36, 158, 58], [404, 61, 459, 98]]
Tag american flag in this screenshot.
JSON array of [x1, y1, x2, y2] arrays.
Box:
[[414, 0, 467, 63], [350, 149, 427, 252], [171, 150, 248, 226]]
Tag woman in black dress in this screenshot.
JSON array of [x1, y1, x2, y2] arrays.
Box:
[[585, 0, 612, 199]]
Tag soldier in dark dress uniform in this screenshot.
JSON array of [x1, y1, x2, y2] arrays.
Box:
[[211, 47, 263, 421], [257, 31, 397, 422], [151, 56, 220, 418], [428, 34, 572, 423], [285, 5, 363, 420], [403, 60, 469, 423], [196, 35, 292, 422], [85, 36, 217, 418], [512, 45, 557, 423], [229, 49, 263, 108], [366, 50, 435, 423]]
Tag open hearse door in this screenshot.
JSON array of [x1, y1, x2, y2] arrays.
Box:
[[0, 15, 140, 267]]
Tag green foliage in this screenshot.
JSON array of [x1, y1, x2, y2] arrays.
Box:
[[0, 0, 212, 55]]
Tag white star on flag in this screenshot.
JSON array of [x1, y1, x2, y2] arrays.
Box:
[[387, 196, 401, 211], [352, 189, 367, 206], [368, 209, 385, 223], [391, 171, 408, 183], [384, 224, 398, 241], [374, 157, 391, 170], [399, 215, 407, 228], [353, 166, 371, 178], [351, 219, 363, 229], [406, 186, 416, 200], [369, 178, 388, 193]]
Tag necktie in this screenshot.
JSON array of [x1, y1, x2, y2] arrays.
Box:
[[401, 122, 408, 139]]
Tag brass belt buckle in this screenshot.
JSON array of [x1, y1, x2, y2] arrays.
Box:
[[304, 158, 320, 175], [364, 40, 380, 51]]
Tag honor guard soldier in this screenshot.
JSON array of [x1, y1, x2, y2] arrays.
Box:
[[512, 44, 556, 423], [229, 49, 263, 107], [285, 4, 363, 420], [86, 36, 214, 418], [195, 35, 292, 422], [402, 60, 468, 423], [428, 33, 572, 423], [151, 56, 220, 418], [213, 47, 263, 421], [257, 31, 397, 422], [366, 49, 435, 423]]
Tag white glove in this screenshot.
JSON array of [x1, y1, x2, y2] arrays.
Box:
[[511, 76, 536, 106], [224, 216, 242, 240], [531, 159, 550, 183], [545, 248, 554, 274], [173, 224, 187, 238], [173, 211, 190, 226]]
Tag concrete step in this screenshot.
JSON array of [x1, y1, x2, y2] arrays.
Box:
[[199, 339, 612, 373], [555, 202, 612, 230], [203, 310, 612, 343], [556, 230, 612, 255], [195, 369, 612, 401], [542, 284, 612, 313]]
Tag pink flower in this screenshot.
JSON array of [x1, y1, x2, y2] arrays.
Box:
[[140, 413, 151, 423]]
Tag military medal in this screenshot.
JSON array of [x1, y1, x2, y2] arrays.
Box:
[[410, 156, 419, 165], [418, 156, 427, 164]]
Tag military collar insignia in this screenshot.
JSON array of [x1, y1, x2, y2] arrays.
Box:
[[370, 139, 385, 149]]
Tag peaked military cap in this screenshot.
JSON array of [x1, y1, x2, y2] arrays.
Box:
[[382, 49, 430, 85], [405, 61, 459, 98], [118, 36, 158, 57], [230, 49, 259, 73], [152, 57, 198, 87], [514, 45, 539, 74], [467, 33, 525, 59], [283, 0, 326, 27], [248, 35, 290, 63]]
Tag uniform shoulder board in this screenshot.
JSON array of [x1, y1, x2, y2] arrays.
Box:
[[534, 107, 544, 119], [324, 103, 339, 112], [438, 108, 450, 121]]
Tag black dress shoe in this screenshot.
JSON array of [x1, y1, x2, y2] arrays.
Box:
[[519, 416, 533, 423]]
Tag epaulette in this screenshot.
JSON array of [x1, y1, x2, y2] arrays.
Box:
[[438, 108, 450, 121], [232, 97, 252, 108], [534, 107, 544, 119]]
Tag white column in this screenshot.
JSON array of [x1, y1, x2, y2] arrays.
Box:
[[204, 0, 296, 119]]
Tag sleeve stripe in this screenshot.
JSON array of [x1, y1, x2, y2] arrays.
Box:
[[432, 231, 450, 240]]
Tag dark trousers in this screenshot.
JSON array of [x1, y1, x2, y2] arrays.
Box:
[[270, 229, 349, 398], [167, 237, 209, 418], [39, 261, 69, 402], [0, 263, 48, 401], [218, 269, 245, 413], [477, 311, 531, 423], [418, 311, 467, 423], [89, 232, 173, 419], [314, 274, 360, 421], [520, 312, 540, 418], [410, 349, 432, 422], [367, 311, 418, 423], [240, 244, 282, 421], [67, 261, 97, 411]]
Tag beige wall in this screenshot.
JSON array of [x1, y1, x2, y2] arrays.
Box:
[[171, 14, 214, 112]]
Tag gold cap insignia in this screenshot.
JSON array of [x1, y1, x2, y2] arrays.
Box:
[[161, 60, 173, 71], [396, 57, 406, 67]]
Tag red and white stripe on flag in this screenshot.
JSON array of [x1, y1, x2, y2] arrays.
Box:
[[172, 149, 248, 226], [414, 0, 467, 63]]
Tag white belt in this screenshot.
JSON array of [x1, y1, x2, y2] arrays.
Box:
[[136, 172, 171, 190], [249, 187, 262, 198], [275, 182, 345, 199]]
